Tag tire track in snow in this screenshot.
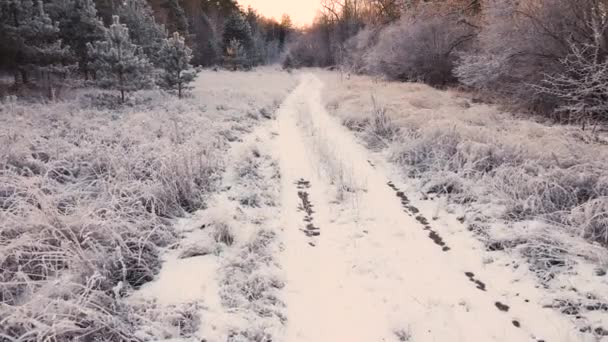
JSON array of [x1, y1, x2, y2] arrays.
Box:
[[386, 178, 550, 336], [387, 181, 451, 252], [276, 73, 587, 342], [296, 178, 320, 244]]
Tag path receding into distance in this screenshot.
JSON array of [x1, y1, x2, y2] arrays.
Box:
[[274, 73, 585, 342]]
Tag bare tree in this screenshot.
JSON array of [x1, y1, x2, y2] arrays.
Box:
[[455, 0, 608, 118], [534, 43, 608, 126]]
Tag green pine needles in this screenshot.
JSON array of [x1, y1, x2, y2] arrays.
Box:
[[158, 32, 197, 98], [87, 16, 153, 103]]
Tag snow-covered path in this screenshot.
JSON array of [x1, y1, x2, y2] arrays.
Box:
[[276, 73, 585, 342]]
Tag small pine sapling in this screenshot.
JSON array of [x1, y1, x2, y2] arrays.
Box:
[[158, 31, 197, 98], [87, 15, 153, 103]]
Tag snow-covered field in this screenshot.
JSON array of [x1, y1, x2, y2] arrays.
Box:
[[1, 68, 607, 341]]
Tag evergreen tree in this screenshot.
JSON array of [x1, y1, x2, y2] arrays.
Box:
[[222, 12, 253, 58], [223, 38, 249, 70], [88, 15, 153, 102], [0, 4, 14, 74], [244, 7, 265, 66], [201, 38, 221, 66], [47, 0, 105, 79], [0, 0, 71, 87], [161, 0, 188, 36], [157, 31, 196, 98], [279, 14, 293, 50], [118, 0, 166, 65], [91, 0, 117, 24]]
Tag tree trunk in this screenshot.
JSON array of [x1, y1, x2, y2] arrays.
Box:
[[19, 69, 28, 84], [119, 71, 125, 103], [178, 82, 182, 98], [46, 72, 54, 100], [81, 55, 89, 81]]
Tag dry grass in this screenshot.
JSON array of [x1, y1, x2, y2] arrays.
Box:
[[0, 67, 296, 341], [295, 101, 361, 202], [216, 142, 285, 341]]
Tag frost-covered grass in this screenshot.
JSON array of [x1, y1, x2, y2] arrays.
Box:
[[295, 99, 361, 202], [213, 139, 284, 341], [321, 71, 608, 274], [0, 67, 295, 341]]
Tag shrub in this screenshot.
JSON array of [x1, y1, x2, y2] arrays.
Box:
[[213, 222, 235, 246], [455, 0, 608, 119], [533, 43, 608, 126], [363, 96, 400, 149], [361, 10, 475, 86]]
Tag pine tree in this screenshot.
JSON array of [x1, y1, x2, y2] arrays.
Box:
[[161, 0, 188, 36], [157, 31, 196, 98], [118, 0, 167, 65], [222, 12, 253, 59], [0, 0, 71, 88], [88, 15, 153, 103], [47, 0, 105, 79], [279, 14, 293, 51], [244, 7, 265, 66], [223, 38, 249, 70]]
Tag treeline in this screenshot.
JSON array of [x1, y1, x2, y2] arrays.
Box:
[[0, 0, 294, 99], [286, 0, 608, 124]]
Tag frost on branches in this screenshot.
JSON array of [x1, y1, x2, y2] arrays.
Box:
[[87, 15, 153, 103], [157, 32, 197, 98], [534, 43, 608, 126]]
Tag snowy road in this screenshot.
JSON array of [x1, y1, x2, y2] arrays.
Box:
[[276, 74, 585, 342]]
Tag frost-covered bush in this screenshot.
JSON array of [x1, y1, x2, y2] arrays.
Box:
[[533, 43, 608, 125], [359, 10, 475, 86], [284, 25, 335, 68], [343, 27, 380, 73], [362, 96, 400, 150], [454, 52, 512, 91], [455, 0, 608, 118], [569, 198, 608, 244], [214, 222, 236, 246]]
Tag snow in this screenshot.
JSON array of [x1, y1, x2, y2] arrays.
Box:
[[136, 253, 218, 306]]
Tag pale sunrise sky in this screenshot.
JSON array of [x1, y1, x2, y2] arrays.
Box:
[[238, 0, 321, 26]]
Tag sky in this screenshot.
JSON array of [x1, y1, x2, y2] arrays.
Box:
[[238, 0, 321, 26]]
